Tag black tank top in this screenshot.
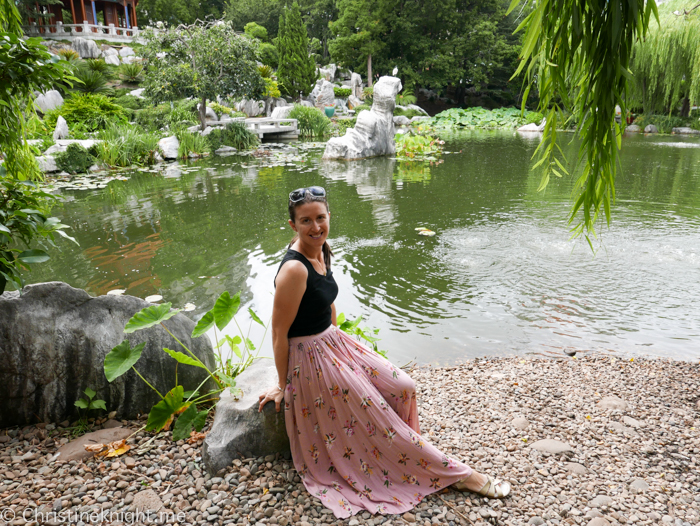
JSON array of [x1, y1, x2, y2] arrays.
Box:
[[275, 249, 339, 337]]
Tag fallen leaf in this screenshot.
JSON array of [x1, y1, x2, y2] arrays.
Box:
[[101, 439, 131, 458], [145, 294, 163, 303], [85, 443, 106, 452], [187, 431, 207, 444], [107, 289, 126, 296], [183, 303, 196, 311]]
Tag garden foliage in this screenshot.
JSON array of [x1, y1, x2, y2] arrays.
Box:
[[45, 93, 128, 132], [206, 121, 260, 151], [96, 124, 160, 167], [430, 107, 536, 129], [276, 2, 316, 99], [288, 104, 331, 137], [55, 143, 95, 174]]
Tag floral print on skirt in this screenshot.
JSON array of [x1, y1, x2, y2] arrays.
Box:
[[285, 325, 473, 518]]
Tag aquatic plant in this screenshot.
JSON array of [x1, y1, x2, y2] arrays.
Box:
[[289, 104, 331, 137], [175, 128, 209, 158], [395, 130, 444, 161], [430, 107, 534, 129], [206, 121, 260, 152], [96, 123, 160, 167]]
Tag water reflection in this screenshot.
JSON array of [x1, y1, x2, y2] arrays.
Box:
[[28, 132, 700, 364]]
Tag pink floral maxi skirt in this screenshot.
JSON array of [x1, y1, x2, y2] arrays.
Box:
[[284, 326, 473, 518]]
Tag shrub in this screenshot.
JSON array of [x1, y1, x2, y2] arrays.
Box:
[[209, 102, 233, 115], [55, 143, 95, 173], [633, 114, 687, 134], [333, 87, 352, 98], [96, 123, 160, 167], [85, 59, 111, 75], [206, 121, 260, 152], [112, 94, 148, 111], [73, 67, 112, 94], [259, 43, 278, 68], [244, 22, 268, 41], [258, 64, 274, 78], [263, 78, 281, 98], [56, 48, 80, 62], [362, 87, 373, 102], [525, 111, 544, 126], [334, 117, 356, 137], [175, 128, 209, 158], [393, 108, 423, 119], [353, 104, 371, 114], [44, 93, 128, 132], [120, 62, 144, 83], [396, 89, 417, 106], [134, 103, 171, 131], [288, 104, 331, 137]]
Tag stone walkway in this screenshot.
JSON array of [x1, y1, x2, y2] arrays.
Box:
[[1, 356, 698, 526]]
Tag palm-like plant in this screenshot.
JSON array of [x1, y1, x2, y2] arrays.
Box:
[[119, 62, 144, 83], [73, 67, 112, 94], [56, 48, 80, 62], [257, 64, 274, 78], [396, 89, 417, 106]]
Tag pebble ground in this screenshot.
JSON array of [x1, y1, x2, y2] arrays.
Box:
[[1, 356, 699, 526]]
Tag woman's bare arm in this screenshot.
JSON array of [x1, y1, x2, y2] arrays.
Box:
[[258, 260, 307, 412], [331, 302, 337, 326]]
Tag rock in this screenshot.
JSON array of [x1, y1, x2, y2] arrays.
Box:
[[271, 105, 294, 120], [672, 127, 700, 135], [104, 54, 120, 66], [322, 76, 402, 160], [201, 126, 215, 137], [347, 95, 362, 109], [626, 124, 641, 132], [518, 119, 547, 132], [350, 72, 363, 99], [102, 418, 122, 429], [0, 282, 215, 427], [129, 88, 145, 99], [214, 146, 237, 155], [102, 47, 118, 57], [36, 155, 58, 173], [52, 116, 69, 141], [564, 462, 587, 474], [55, 426, 132, 462], [197, 104, 218, 122], [300, 100, 314, 108], [644, 124, 658, 133], [34, 90, 64, 113], [407, 104, 429, 116], [236, 99, 265, 117], [623, 416, 642, 427], [265, 97, 289, 117], [511, 417, 529, 430], [158, 135, 179, 160], [72, 37, 100, 58], [587, 519, 610, 526], [121, 56, 140, 65], [393, 115, 411, 126], [202, 360, 289, 474], [119, 46, 135, 57], [529, 439, 574, 455], [589, 495, 613, 508], [608, 421, 638, 435], [318, 63, 337, 81], [219, 113, 232, 122], [315, 80, 336, 109], [629, 478, 649, 492], [528, 518, 545, 525], [133, 489, 163, 512], [597, 395, 628, 411]]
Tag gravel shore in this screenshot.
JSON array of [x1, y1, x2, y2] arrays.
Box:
[[2, 356, 699, 526]]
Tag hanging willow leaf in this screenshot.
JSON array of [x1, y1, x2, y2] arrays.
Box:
[[508, 0, 658, 242]]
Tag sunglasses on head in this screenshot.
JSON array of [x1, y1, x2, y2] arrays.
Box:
[[289, 186, 326, 203]]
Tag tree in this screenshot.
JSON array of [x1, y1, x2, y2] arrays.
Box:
[[507, 0, 658, 243], [226, 0, 283, 37], [141, 20, 265, 130], [629, 0, 700, 116], [277, 2, 316, 99], [137, 0, 228, 27], [0, 0, 76, 293], [328, 0, 386, 88]]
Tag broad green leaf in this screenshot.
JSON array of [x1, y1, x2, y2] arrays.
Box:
[[146, 386, 186, 432], [230, 343, 242, 359], [172, 403, 197, 441], [124, 303, 181, 333], [84, 387, 96, 399], [92, 399, 107, 410], [336, 313, 345, 325], [213, 291, 240, 330], [248, 307, 265, 327], [163, 348, 208, 369], [0, 224, 10, 234], [192, 310, 215, 338], [104, 340, 145, 382], [246, 338, 256, 351], [74, 399, 88, 409], [193, 408, 209, 431], [17, 249, 50, 264]]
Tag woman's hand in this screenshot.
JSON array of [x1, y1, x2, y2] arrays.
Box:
[[258, 385, 284, 413]]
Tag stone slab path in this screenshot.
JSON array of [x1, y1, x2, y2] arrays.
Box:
[[1, 356, 698, 526]]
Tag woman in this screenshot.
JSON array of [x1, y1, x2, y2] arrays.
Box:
[[258, 187, 510, 518]]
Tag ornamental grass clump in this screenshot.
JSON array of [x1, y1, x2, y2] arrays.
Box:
[[96, 123, 160, 167], [206, 121, 260, 152], [175, 128, 209, 158], [288, 104, 331, 137], [73, 67, 111, 94]]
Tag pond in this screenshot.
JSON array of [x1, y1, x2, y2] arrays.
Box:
[[28, 131, 700, 365]]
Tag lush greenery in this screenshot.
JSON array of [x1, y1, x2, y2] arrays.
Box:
[[509, 0, 658, 242], [104, 291, 267, 440], [276, 2, 316, 99], [629, 0, 700, 116], [137, 0, 227, 26], [55, 143, 96, 174], [333, 87, 352, 98], [395, 128, 444, 161], [141, 19, 264, 130], [96, 124, 160, 167], [206, 121, 260, 151], [0, 0, 76, 293], [430, 107, 538, 129], [288, 104, 331, 137], [45, 93, 128, 132]]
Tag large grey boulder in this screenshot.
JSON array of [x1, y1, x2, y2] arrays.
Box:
[[158, 135, 179, 160], [271, 105, 293, 120], [104, 54, 120, 66], [119, 46, 135, 57], [44, 139, 100, 155], [36, 155, 58, 172], [308, 79, 324, 104], [202, 361, 288, 474], [626, 124, 641, 133], [350, 72, 363, 99], [121, 56, 140, 65], [197, 103, 218, 122], [72, 37, 100, 59], [52, 115, 69, 140], [407, 104, 429, 116], [236, 99, 265, 117], [644, 124, 658, 134], [393, 115, 410, 126], [266, 97, 289, 117], [315, 80, 336, 109], [318, 63, 337, 81], [34, 90, 64, 113], [672, 127, 700, 135], [102, 46, 118, 57], [347, 94, 362, 109], [0, 282, 215, 428], [322, 76, 402, 160], [129, 88, 145, 99], [518, 118, 547, 133]]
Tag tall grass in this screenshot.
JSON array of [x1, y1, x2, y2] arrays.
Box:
[[206, 121, 259, 152], [288, 104, 331, 138], [174, 126, 209, 158], [96, 123, 160, 167]]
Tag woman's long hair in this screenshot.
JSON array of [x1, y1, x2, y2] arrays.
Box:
[[288, 194, 333, 271]]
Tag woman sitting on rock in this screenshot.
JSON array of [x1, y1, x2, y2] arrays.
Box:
[[258, 186, 511, 518]]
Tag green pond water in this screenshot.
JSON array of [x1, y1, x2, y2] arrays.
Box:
[[28, 131, 700, 365]]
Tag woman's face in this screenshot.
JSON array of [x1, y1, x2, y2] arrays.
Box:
[[289, 201, 330, 249]]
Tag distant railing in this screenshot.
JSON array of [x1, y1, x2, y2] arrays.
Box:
[[23, 21, 140, 41]]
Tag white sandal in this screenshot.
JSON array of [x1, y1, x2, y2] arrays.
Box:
[[452, 474, 511, 498]]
